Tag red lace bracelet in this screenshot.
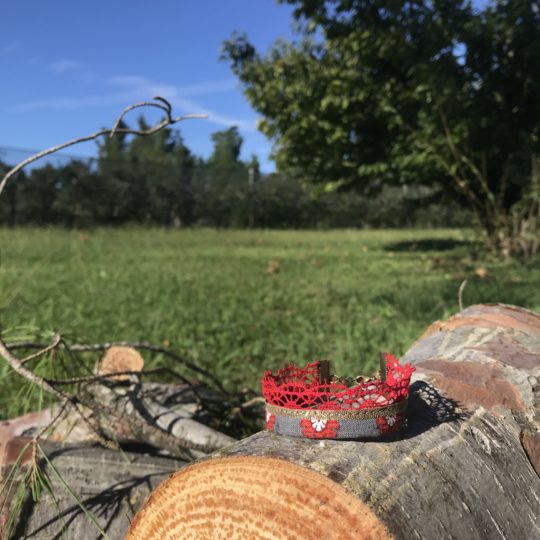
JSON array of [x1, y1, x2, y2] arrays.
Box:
[[262, 353, 414, 439]]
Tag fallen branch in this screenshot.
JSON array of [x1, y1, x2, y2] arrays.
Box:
[[0, 96, 206, 198], [82, 381, 235, 459], [20, 334, 62, 365], [1, 336, 247, 455], [8, 340, 223, 390], [0, 339, 67, 402]]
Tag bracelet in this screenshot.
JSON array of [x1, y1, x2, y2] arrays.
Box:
[[262, 353, 414, 439]]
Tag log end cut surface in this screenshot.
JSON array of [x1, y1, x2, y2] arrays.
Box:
[[126, 456, 393, 540]]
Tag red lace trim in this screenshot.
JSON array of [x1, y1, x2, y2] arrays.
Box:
[[262, 353, 414, 411]]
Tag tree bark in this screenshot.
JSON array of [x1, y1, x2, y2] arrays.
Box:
[[0, 380, 241, 539], [127, 303, 540, 540], [1, 439, 187, 540]]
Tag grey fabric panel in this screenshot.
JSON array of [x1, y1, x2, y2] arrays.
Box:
[[272, 414, 400, 439], [336, 418, 380, 438], [274, 415, 303, 437]]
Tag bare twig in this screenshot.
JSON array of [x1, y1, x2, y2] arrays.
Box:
[[0, 339, 67, 401], [0, 96, 206, 198], [6, 336, 230, 410], [69, 400, 119, 450], [458, 279, 468, 312], [50, 366, 195, 389], [33, 399, 70, 441], [240, 396, 265, 409], [110, 98, 171, 137], [7, 340, 224, 390], [0, 337, 119, 448], [20, 333, 62, 365], [71, 342, 221, 388]]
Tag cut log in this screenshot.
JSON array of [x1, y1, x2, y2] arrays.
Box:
[[1, 438, 187, 540], [0, 380, 244, 538], [127, 304, 540, 540], [96, 345, 145, 381], [82, 380, 235, 460]]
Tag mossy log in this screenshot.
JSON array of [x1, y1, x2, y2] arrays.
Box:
[[127, 304, 540, 540]]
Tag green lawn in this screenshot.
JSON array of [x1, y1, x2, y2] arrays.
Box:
[[1, 227, 539, 418]]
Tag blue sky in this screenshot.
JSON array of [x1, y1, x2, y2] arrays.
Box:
[[1, 0, 296, 172], [1, 1, 490, 173]]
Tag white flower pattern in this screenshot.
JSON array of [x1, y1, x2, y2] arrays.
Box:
[[386, 415, 396, 426], [266, 411, 272, 423], [310, 418, 328, 432]]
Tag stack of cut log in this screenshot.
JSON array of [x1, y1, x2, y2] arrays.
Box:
[[2, 304, 539, 539], [0, 348, 262, 539], [126, 304, 540, 540]]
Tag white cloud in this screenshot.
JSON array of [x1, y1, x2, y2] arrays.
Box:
[[11, 73, 256, 133], [12, 92, 139, 111], [50, 60, 82, 74], [105, 75, 237, 98], [103, 75, 252, 130], [172, 96, 257, 133], [173, 79, 238, 96]]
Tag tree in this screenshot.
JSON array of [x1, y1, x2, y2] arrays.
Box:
[[94, 117, 197, 225], [96, 119, 140, 223], [208, 127, 243, 169], [48, 160, 96, 226], [125, 118, 196, 225], [193, 126, 250, 226], [246, 154, 261, 184], [205, 127, 248, 186], [222, 0, 540, 258], [0, 161, 18, 226]]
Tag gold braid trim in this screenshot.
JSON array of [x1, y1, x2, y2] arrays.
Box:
[[266, 400, 408, 420]]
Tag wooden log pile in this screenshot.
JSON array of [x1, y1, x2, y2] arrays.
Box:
[[126, 304, 540, 540], [0, 348, 263, 539], [1, 303, 539, 539]]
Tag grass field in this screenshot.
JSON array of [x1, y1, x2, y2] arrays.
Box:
[[1, 227, 539, 419]]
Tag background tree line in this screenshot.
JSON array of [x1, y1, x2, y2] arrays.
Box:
[[0, 120, 468, 230], [3, 0, 539, 257]]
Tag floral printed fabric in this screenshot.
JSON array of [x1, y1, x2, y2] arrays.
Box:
[[266, 411, 276, 431], [266, 407, 407, 438], [375, 413, 404, 434], [300, 417, 340, 438]]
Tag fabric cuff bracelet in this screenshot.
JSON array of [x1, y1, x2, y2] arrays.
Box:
[[262, 353, 415, 440]]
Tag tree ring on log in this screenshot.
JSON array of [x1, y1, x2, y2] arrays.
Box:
[[126, 456, 393, 540], [97, 346, 144, 381]]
